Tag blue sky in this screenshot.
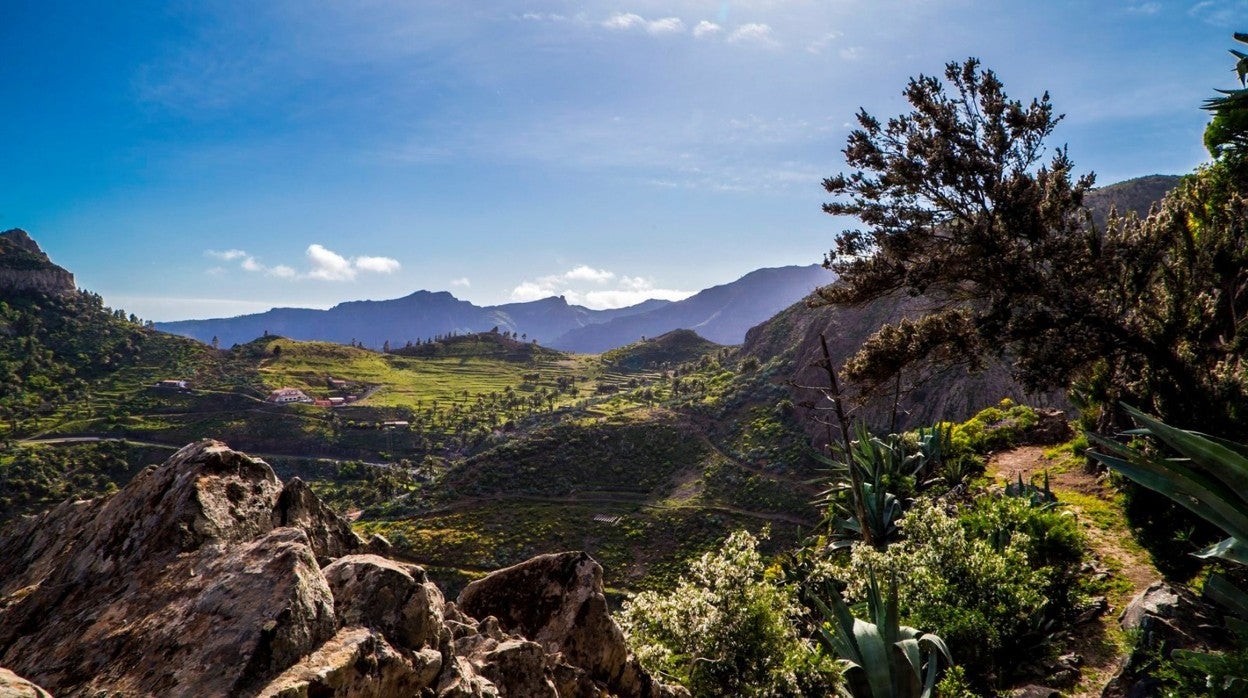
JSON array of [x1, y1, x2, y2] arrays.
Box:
[[0, 1, 1240, 320]]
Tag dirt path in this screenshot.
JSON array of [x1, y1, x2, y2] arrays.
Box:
[[987, 446, 1160, 697]]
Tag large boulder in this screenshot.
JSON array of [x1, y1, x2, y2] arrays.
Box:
[[0, 441, 688, 698], [459, 551, 686, 698], [323, 554, 445, 650], [0, 441, 339, 695]]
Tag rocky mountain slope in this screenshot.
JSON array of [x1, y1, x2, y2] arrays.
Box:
[[154, 265, 824, 352], [0, 440, 686, 698], [0, 229, 75, 296]]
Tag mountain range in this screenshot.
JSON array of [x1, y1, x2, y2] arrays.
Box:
[[155, 264, 830, 352]]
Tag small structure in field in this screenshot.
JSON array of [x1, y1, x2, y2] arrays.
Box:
[[267, 388, 314, 404], [155, 379, 189, 390]]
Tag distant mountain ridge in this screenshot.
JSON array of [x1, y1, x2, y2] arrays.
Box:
[[550, 265, 829, 352], [155, 265, 828, 352]]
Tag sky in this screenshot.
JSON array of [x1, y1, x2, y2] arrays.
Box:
[[0, 1, 1241, 320]]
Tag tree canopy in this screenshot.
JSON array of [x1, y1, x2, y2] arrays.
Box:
[[1204, 32, 1248, 165], [818, 56, 1248, 436]]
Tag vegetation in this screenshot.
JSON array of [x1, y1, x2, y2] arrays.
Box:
[[808, 569, 952, 698], [1090, 406, 1248, 695], [619, 530, 841, 697], [818, 57, 1248, 441], [7, 30, 1248, 698], [1203, 32, 1248, 167]]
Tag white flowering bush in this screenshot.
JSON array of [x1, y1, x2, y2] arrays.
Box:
[[833, 500, 1046, 676], [618, 530, 840, 697]]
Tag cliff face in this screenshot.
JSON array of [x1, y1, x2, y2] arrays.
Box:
[[0, 441, 685, 698], [0, 229, 75, 297]]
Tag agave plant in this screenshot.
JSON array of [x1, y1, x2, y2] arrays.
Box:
[[815, 422, 928, 549], [1003, 470, 1057, 508], [914, 423, 952, 477], [807, 570, 952, 698], [1087, 405, 1248, 572], [1088, 404, 1248, 690]]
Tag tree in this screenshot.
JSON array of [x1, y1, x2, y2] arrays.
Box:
[[1204, 32, 1248, 166], [818, 57, 1248, 436]]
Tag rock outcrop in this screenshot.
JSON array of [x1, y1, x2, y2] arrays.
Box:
[[0, 668, 51, 698], [0, 440, 685, 698], [0, 229, 74, 297], [1102, 581, 1231, 697]]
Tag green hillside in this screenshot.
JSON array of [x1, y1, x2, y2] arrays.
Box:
[[600, 329, 722, 371]]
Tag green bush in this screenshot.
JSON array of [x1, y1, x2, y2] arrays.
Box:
[[960, 495, 1084, 571], [829, 500, 1049, 683], [619, 530, 841, 697]]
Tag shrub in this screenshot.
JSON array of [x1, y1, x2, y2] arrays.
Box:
[[829, 500, 1048, 683], [619, 530, 841, 697]]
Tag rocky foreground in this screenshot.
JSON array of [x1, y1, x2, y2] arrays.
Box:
[[0, 440, 687, 697]]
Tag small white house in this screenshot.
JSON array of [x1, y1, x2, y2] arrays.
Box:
[[267, 388, 314, 404]]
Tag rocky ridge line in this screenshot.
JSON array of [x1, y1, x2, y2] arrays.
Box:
[[0, 229, 75, 297], [0, 440, 686, 698]]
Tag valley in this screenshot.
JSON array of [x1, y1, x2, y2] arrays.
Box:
[[0, 238, 821, 594]]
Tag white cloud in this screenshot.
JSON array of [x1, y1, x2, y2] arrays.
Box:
[[509, 281, 551, 302], [693, 21, 721, 38], [1127, 2, 1162, 13], [806, 31, 842, 54], [206, 244, 400, 281], [839, 46, 862, 61], [602, 12, 645, 30], [306, 243, 356, 281], [602, 12, 685, 35], [354, 255, 401, 274], [450, 277, 471, 287], [646, 17, 685, 35], [1188, 0, 1245, 24], [508, 266, 693, 309], [563, 265, 614, 282], [728, 23, 779, 47], [206, 248, 248, 261]]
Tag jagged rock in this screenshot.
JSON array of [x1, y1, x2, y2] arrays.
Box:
[[0, 229, 75, 296], [0, 441, 688, 698], [1120, 582, 1224, 648], [273, 478, 364, 563], [459, 551, 688, 698], [1045, 652, 1082, 687], [257, 627, 442, 697], [0, 441, 337, 695], [0, 496, 107, 604], [323, 554, 444, 650], [1103, 581, 1230, 698], [476, 640, 559, 698], [0, 668, 51, 698]]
